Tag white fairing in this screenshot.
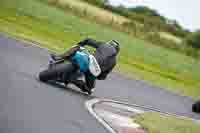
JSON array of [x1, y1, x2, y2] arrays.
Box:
[[89, 55, 101, 77]]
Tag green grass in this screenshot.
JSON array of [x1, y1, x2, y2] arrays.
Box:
[[133, 112, 200, 133], [1, 0, 200, 99]]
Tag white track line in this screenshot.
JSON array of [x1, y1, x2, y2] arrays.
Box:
[[86, 99, 117, 133], [85, 98, 199, 133], [85, 98, 146, 133], [96, 109, 141, 128]]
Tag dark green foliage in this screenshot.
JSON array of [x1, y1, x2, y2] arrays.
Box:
[[104, 5, 131, 18], [82, 0, 107, 7], [128, 6, 165, 21], [164, 20, 189, 37], [185, 31, 200, 49], [179, 31, 200, 58]]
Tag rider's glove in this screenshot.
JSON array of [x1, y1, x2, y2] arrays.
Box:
[[78, 38, 91, 46]]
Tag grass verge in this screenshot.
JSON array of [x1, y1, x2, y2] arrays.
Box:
[[0, 0, 200, 99], [49, 0, 128, 24], [133, 112, 200, 133]]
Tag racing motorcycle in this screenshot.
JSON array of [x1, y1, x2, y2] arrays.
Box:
[[38, 45, 101, 95]]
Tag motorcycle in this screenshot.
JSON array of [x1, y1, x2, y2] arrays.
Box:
[[38, 45, 101, 95]]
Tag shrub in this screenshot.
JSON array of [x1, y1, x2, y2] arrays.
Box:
[[185, 31, 200, 49]]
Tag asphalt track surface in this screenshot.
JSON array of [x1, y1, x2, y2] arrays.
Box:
[[0, 33, 199, 133]]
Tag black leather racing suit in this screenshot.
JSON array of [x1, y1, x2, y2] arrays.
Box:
[[77, 38, 118, 90], [58, 38, 118, 91]]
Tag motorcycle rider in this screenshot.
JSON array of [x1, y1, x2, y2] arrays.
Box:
[[51, 38, 120, 94]]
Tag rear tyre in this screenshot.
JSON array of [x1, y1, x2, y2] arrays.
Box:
[[192, 100, 200, 113]]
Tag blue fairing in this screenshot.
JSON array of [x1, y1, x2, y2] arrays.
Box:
[[72, 51, 89, 73]]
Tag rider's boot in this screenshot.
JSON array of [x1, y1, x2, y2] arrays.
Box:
[[81, 84, 94, 95], [73, 80, 92, 95]]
